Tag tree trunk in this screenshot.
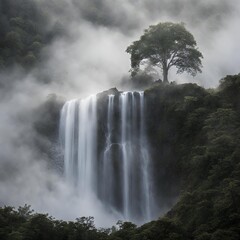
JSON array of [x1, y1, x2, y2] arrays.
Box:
[[163, 63, 169, 83]]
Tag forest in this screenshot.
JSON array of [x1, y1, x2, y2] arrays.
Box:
[[0, 0, 60, 69], [1, 0, 240, 240]]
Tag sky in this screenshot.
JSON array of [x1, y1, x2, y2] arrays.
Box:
[[36, 0, 240, 97], [0, 0, 240, 227]]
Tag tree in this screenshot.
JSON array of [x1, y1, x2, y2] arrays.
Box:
[[126, 22, 203, 83]]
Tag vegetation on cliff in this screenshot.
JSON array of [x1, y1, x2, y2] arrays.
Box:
[[126, 22, 203, 83], [144, 74, 240, 239], [1, 74, 240, 240]]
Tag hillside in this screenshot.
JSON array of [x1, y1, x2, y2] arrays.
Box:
[[1, 74, 239, 239]]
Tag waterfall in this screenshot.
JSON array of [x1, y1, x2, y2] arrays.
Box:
[[102, 95, 115, 205], [60, 91, 153, 223], [119, 92, 152, 222], [60, 95, 97, 194], [139, 92, 151, 221]]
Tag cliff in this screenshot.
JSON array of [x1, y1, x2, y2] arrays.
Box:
[[31, 74, 240, 239]]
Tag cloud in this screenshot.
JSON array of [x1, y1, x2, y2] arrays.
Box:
[[42, 21, 131, 98], [36, 0, 240, 89], [0, 71, 122, 226]]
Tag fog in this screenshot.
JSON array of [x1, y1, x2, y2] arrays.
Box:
[[37, 0, 240, 93], [0, 0, 240, 226]]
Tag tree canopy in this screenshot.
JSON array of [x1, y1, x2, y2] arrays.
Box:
[[0, 0, 62, 70], [126, 22, 203, 83]]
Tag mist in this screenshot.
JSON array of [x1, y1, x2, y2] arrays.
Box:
[[37, 0, 240, 91], [1, 0, 240, 227]]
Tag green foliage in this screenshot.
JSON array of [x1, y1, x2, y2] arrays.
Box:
[[0, 0, 60, 70], [0, 206, 109, 240], [143, 76, 240, 239], [218, 74, 240, 110], [126, 22, 203, 82], [112, 221, 136, 240], [133, 218, 188, 240]]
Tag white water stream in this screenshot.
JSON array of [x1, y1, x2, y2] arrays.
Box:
[[60, 92, 153, 223]]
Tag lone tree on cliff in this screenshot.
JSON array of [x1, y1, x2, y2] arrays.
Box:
[[126, 22, 203, 83]]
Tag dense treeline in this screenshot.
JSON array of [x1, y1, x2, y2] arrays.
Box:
[[0, 205, 110, 240], [0, 0, 60, 69], [145, 74, 240, 239], [0, 204, 187, 240], [2, 74, 240, 240]]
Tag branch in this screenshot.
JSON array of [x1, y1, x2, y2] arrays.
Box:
[[167, 50, 178, 69]]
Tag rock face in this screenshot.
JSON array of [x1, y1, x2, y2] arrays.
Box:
[[34, 82, 214, 223], [31, 75, 240, 237], [59, 89, 156, 223], [33, 94, 65, 171]]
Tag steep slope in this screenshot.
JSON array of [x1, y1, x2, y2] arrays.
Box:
[[2, 74, 239, 240]]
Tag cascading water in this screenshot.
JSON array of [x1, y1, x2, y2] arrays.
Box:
[[60, 91, 154, 223], [119, 92, 152, 222], [101, 95, 115, 206], [60, 96, 97, 194]]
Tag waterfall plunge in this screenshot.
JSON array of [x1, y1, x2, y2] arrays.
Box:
[[60, 96, 97, 193], [60, 92, 154, 223]]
